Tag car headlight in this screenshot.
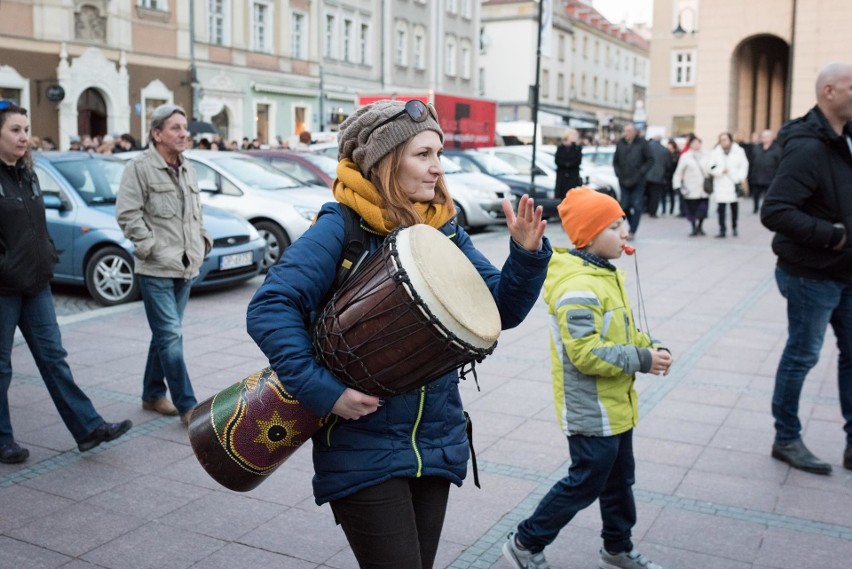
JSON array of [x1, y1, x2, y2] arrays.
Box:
[[294, 205, 319, 221]]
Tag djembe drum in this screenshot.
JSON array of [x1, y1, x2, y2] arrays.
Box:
[[189, 224, 501, 491]]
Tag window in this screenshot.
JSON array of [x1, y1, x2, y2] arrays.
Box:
[[290, 11, 307, 59], [138, 0, 168, 10], [460, 42, 471, 79], [325, 14, 337, 58], [461, 0, 472, 19], [445, 37, 457, 77], [604, 80, 609, 101], [605, 45, 610, 67], [557, 73, 564, 101], [360, 24, 370, 64], [479, 67, 486, 96], [593, 76, 598, 98], [615, 49, 620, 69], [395, 23, 408, 66], [414, 30, 426, 70], [570, 73, 575, 98], [671, 50, 696, 86], [447, 0, 458, 15], [581, 74, 586, 97], [541, 69, 549, 98], [594, 40, 599, 63], [558, 34, 565, 62], [208, 0, 228, 46], [582, 36, 588, 58], [252, 1, 273, 53], [343, 19, 353, 62]]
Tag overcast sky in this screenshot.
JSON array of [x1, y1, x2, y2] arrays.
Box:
[[587, 0, 654, 26]]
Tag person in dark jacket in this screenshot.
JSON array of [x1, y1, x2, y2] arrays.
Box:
[[613, 123, 654, 240], [0, 101, 132, 464], [748, 129, 782, 214], [761, 62, 852, 475], [246, 99, 552, 568], [554, 128, 583, 200], [644, 136, 672, 218]]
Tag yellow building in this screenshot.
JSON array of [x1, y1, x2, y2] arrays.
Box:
[[648, 0, 852, 142]]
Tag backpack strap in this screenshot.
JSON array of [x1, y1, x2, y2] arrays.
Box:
[[332, 204, 370, 292]]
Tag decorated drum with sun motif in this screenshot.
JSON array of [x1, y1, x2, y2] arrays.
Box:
[[188, 366, 328, 492]]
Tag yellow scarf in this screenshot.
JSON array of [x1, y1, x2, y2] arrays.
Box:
[[332, 158, 454, 235]]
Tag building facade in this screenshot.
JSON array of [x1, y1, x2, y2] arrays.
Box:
[[648, 0, 852, 142]]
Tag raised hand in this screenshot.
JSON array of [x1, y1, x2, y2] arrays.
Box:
[[502, 194, 547, 252]]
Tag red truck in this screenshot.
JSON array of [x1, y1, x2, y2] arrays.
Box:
[[357, 92, 497, 149]]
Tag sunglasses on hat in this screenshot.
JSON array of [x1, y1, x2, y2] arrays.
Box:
[[0, 100, 13, 111], [367, 99, 437, 140]]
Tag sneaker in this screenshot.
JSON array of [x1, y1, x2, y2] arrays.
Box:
[[599, 548, 662, 569], [142, 397, 178, 416], [502, 532, 550, 569], [77, 420, 133, 452], [0, 442, 30, 464]]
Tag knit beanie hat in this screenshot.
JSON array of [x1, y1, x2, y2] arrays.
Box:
[[557, 186, 625, 248], [338, 100, 443, 175]]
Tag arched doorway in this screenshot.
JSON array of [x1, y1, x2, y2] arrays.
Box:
[[77, 88, 107, 138], [732, 35, 790, 138]]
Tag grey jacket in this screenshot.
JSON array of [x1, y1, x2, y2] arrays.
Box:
[[116, 147, 212, 279]]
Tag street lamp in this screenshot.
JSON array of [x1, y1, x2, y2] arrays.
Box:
[[672, 8, 697, 38]]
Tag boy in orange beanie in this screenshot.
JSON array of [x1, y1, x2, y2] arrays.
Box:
[[503, 187, 673, 569]]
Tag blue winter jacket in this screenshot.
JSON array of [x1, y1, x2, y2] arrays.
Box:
[[246, 202, 552, 505]]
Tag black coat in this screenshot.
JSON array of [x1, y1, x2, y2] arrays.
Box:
[[613, 136, 654, 188], [0, 161, 58, 295], [748, 141, 782, 186], [761, 106, 852, 283], [554, 142, 583, 198]]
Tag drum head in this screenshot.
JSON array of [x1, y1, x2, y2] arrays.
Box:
[[395, 225, 501, 349]]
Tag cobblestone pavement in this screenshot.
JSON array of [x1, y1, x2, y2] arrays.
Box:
[[2, 212, 851, 569]]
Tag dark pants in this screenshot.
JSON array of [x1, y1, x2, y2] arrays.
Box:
[[138, 276, 197, 414], [645, 182, 666, 216], [772, 267, 852, 445], [0, 287, 103, 445], [717, 202, 739, 234], [751, 184, 769, 213], [684, 198, 708, 224], [330, 476, 451, 569], [619, 182, 646, 234], [662, 184, 677, 214], [516, 430, 636, 555]]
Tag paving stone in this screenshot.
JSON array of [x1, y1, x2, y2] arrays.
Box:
[[0, 484, 74, 533], [85, 473, 211, 519], [158, 489, 283, 541], [755, 527, 852, 569], [238, 507, 350, 564], [193, 542, 316, 569], [0, 535, 71, 569], [19, 459, 139, 500]]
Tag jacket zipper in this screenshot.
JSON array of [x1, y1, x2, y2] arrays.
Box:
[[411, 386, 426, 477], [325, 414, 338, 446]]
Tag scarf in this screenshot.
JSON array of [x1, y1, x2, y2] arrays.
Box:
[[570, 248, 616, 271], [332, 158, 455, 235]]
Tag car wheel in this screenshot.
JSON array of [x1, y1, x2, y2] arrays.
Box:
[[254, 221, 290, 272], [85, 247, 139, 306], [453, 201, 469, 230]]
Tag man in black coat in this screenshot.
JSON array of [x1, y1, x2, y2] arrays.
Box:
[[613, 123, 654, 239], [761, 61, 852, 475], [644, 136, 672, 218], [748, 129, 782, 214]]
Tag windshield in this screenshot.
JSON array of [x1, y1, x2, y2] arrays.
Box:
[[301, 153, 339, 179], [53, 159, 126, 205], [584, 148, 615, 166], [210, 156, 304, 190], [475, 153, 520, 176], [440, 155, 463, 174]]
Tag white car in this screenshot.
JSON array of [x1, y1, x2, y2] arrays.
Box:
[[581, 145, 620, 198], [440, 155, 510, 229], [184, 150, 333, 271], [474, 146, 559, 195]]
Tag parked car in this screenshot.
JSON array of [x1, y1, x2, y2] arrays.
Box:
[[33, 152, 266, 306], [244, 149, 338, 189], [308, 142, 339, 159], [442, 149, 560, 219], [181, 150, 334, 271], [581, 145, 620, 198], [440, 155, 510, 229]]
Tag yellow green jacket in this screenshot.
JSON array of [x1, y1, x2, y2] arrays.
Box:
[[544, 249, 660, 436]]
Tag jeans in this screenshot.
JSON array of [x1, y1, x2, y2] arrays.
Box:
[[0, 287, 103, 444], [773, 267, 852, 445], [138, 275, 197, 414], [330, 476, 451, 569], [645, 181, 666, 216], [517, 430, 636, 555], [619, 182, 646, 234], [751, 184, 769, 214]]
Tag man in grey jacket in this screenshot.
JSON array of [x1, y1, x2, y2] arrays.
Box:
[[116, 104, 212, 426]]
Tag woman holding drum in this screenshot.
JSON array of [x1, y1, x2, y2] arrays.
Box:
[[246, 99, 551, 569]]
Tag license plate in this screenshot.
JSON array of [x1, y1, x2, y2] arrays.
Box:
[[219, 251, 254, 270]]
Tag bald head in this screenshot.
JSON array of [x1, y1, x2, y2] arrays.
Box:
[[815, 62, 852, 130], [816, 62, 852, 98]]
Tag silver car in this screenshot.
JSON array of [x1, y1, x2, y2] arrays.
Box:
[[440, 155, 510, 230], [184, 150, 333, 271]]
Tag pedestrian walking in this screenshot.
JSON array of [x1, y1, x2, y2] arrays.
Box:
[[761, 61, 852, 475], [502, 187, 672, 569], [554, 128, 583, 200], [672, 136, 711, 236], [748, 129, 782, 214], [246, 99, 551, 569], [0, 101, 132, 464], [706, 132, 749, 238], [664, 139, 680, 215], [644, 136, 672, 218], [613, 123, 654, 240], [116, 103, 212, 426]]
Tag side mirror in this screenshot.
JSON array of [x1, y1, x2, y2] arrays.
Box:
[[43, 194, 65, 211], [532, 166, 546, 176], [198, 179, 219, 193]]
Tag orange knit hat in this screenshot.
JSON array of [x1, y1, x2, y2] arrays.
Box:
[[557, 186, 625, 248]]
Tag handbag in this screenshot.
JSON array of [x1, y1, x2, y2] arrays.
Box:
[[734, 182, 746, 198], [693, 154, 713, 194]]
